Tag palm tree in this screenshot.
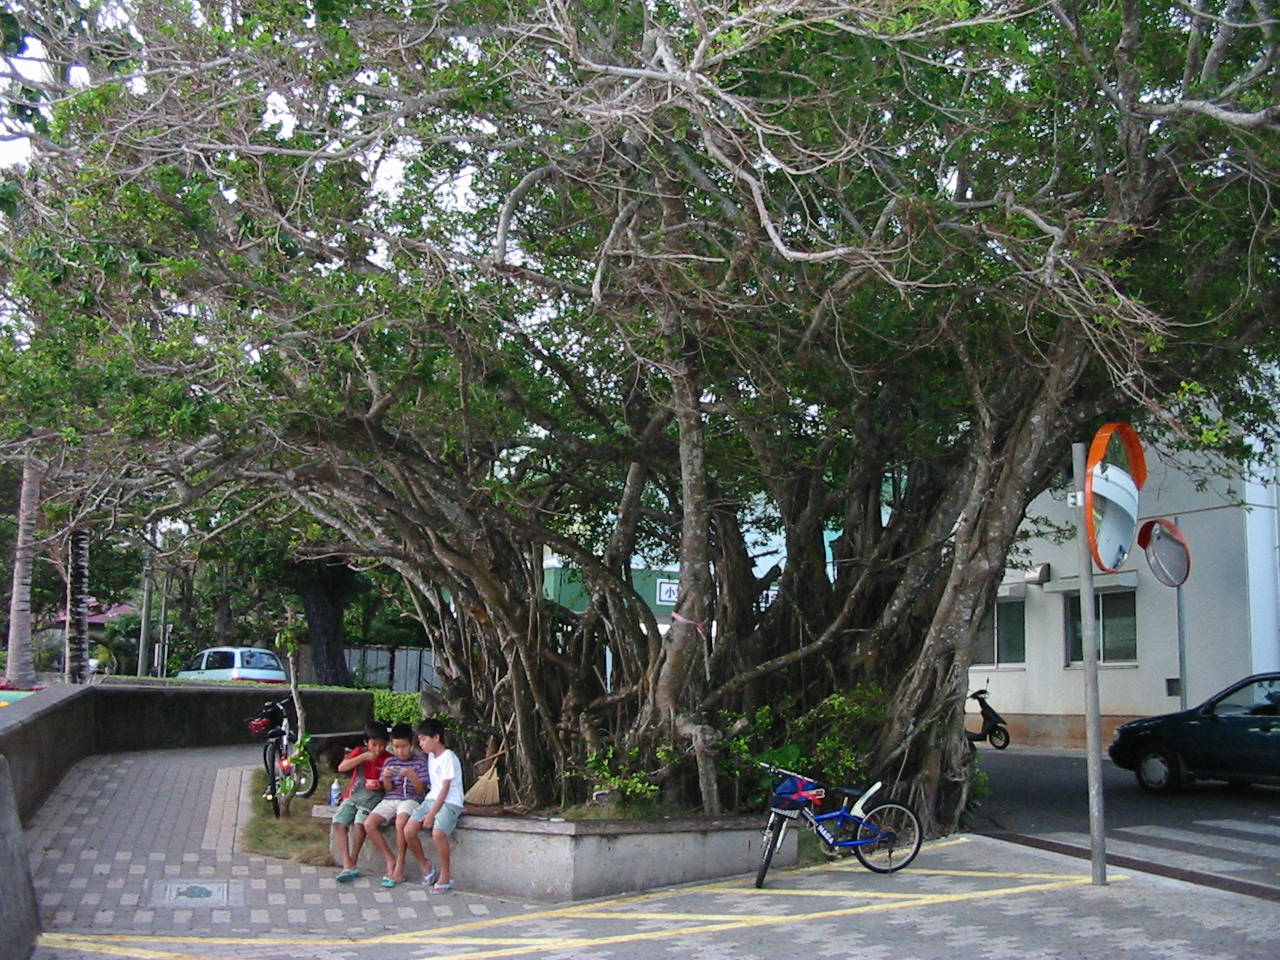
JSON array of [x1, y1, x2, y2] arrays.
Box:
[[64, 527, 90, 683], [5, 458, 42, 688]]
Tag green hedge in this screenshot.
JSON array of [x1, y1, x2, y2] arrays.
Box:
[[372, 689, 422, 727]]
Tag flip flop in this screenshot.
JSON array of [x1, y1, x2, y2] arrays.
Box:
[[422, 868, 438, 886], [381, 876, 397, 888], [431, 880, 454, 894], [336, 869, 360, 883]]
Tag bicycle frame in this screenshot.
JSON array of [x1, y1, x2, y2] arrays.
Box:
[[756, 761, 922, 884], [770, 780, 888, 850]]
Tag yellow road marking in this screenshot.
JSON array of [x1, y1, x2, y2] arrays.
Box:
[[572, 910, 775, 920], [820, 865, 1092, 880], [42, 875, 1099, 960], [386, 878, 1098, 960], [38, 938, 260, 960], [690, 887, 964, 900]]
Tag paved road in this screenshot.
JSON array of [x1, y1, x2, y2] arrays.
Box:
[[21, 745, 1280, 960], [973, 746, 1280, 895]]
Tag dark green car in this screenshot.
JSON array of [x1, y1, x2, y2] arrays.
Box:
[[1108, 673, 1280, 794]]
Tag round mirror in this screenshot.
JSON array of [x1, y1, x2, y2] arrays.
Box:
[[1138, 518, 1191, 587], [1085, 423, 1147, 573]]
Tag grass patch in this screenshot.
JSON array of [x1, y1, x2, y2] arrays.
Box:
[[796, 828, 831, 866], [240, 769, 335, 865]]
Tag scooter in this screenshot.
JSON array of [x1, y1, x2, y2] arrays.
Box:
[[965, 688, 1010, 749]]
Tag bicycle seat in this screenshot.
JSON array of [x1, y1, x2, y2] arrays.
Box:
[[830, 785, 866, 799]]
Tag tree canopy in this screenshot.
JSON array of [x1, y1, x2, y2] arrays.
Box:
[[2, 0, 1278, 828]]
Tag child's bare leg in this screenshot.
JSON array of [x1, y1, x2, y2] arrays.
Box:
[[348, 821, 368, 866], [404, 820, 433, 877], [364, 812, 395, 876], [391, 813, 411, 882], [334, 822, 356, 871], [433, 829, 452, 885]]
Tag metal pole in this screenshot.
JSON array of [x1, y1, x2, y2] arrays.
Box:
[[1175, 515, 1188, 711], [156, 573, 171, 678], [135, 561, 153, 678], [1074, 442, 1107, 885]]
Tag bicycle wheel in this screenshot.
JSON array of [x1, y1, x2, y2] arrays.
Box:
[[264, 740, 282, 819], [755, 813, 784, 888], [291, 747, 319, 798], [853, 801, 921, 873]]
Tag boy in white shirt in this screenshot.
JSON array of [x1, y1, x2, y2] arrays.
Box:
[[404, 718, 465, 893]]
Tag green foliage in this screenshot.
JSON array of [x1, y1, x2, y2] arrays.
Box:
[[585, 747, 659, 801], [720, 688, 887, 811], [789, 686, 888, 787], [373, 690, 421, 727]]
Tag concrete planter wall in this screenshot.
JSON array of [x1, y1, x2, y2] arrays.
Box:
[[0, 755, 40, 960], [0, 682, 374, 823], [460, 815, 792, 900], [0, 681, 373, 960], [334, 813, 794, 901]]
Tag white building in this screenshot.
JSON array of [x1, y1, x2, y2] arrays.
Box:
[[969, 450, 1280, 746]]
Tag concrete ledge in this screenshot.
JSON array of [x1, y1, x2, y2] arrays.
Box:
[[0, 755, 39, 960], [327, 814, 793, 901], [0, 682, 373, 823]]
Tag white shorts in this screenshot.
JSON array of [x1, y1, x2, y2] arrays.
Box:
[[369, 798, 420, 822]]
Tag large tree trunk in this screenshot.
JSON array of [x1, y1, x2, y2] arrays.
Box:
[[5, 459, 42, 688], [654, 327, 720, 814], [872, 338, 1095, 834], [292, 559, 355, 686], [64, 528, 90, 683]]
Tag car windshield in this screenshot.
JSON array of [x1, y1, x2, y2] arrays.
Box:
[[240, 650, 282, 670], [1213, 677, 1280, 717]]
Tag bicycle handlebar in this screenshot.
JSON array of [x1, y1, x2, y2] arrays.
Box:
[[757, 761, 865, 798]]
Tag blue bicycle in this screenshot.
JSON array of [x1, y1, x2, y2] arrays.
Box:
[[755, 762, 922, 886]]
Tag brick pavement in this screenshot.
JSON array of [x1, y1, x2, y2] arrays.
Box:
[[23, 745, 534, 946], [22, 746, 1280, 960]]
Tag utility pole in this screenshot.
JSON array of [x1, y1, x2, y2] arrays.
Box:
[[136, 559, 153, 678], [1073, 441, 1107, 885]]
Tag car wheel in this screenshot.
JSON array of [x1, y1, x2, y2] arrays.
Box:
[[1135, 744, 1182, 795]]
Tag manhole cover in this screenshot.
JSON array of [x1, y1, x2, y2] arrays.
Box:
[[150, 879, 246, 907]]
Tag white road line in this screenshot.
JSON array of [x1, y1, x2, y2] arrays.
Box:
[[1040, 831, 1260, 875], [1196, 819, 1280, 840], [1118, 824, 1280, 859]]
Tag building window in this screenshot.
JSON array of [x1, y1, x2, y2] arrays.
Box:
[[1066, 591, 1137, 663], [974, 601, 1026, 666]]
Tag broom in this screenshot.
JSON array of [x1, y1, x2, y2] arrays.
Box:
[[463, 750, 505, 806]]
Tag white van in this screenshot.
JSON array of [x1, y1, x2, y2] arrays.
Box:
[[175, 647, 287, 683]]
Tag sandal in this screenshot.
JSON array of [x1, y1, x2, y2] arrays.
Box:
[[431, 880, 454, 894], [422, 868, 438, 886], [336, 868, 361, 883], [381, 876, 397, 888]]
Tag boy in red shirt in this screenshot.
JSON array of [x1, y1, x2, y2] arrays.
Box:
[[334, 721, 390, 882]]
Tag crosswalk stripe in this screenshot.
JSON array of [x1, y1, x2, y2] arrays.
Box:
[[1197, 819, 1280, 840], [1119, 824, 1280, 859], [1042, 831, 1259, 875]]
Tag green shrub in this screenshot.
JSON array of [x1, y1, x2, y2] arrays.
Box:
[[721, 685, 888, 812], [788, 685, 886, 787], [373, 689, 421, 727]]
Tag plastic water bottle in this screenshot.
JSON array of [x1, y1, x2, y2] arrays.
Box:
[[328, 779, 341, 807]]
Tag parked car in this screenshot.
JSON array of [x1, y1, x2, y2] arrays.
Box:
[[175, 647, 288, 683], [1109, 672, 1280, 794]]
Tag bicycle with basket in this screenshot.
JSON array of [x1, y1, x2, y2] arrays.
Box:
[[247, 698, 318, 817], [755, 761, 922, 887]]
